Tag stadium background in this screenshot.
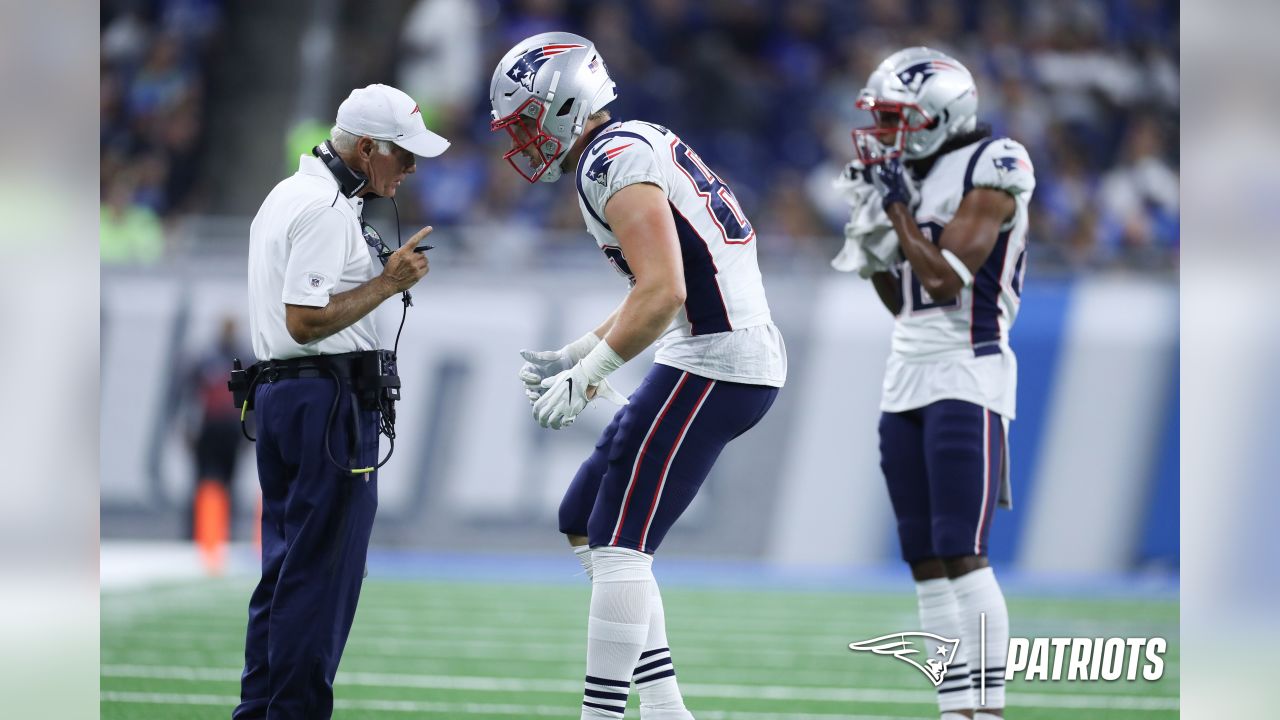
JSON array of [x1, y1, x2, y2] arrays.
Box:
[[100, 0, 1179, 717]]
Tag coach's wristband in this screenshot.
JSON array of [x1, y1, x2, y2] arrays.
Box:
[[580, 340, 626, 386], [940, 249, 974, 288], [563, 331, 601, 363]]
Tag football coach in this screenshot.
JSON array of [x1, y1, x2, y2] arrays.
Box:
[[233, 84, 448, 719]]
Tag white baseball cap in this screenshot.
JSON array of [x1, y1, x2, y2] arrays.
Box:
[[335, 84, 451, 158]]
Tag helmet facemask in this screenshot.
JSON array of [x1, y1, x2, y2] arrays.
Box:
[[490, 97, 566, 183], [852, 92, 938, 166]]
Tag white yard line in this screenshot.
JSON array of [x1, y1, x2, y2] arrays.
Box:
[[101, 665, 1179, 711]]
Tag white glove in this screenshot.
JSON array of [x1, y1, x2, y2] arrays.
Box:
[[531, 341, 629, 429], [519, 332, 599, 403], [532, 364, 590, 429]]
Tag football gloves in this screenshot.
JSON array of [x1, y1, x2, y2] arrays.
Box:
[[869, 156, 921, 212], [532, 362, 628, 429], [519, 332, 600, 402]]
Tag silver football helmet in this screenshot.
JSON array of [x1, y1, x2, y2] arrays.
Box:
[[489, 32, 617, 183], [852, 47, 978, 165]]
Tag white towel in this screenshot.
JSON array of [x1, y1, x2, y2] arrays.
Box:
[[830, 161, 900, 277]]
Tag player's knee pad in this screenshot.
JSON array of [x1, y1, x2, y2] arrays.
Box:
[[591, 546, 653, 583]]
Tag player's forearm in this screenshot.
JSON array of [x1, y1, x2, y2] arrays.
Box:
[[886, 204, 962, 302], [871, 271, 903, 316], [285, 276, 396, 345], [592, 306, 622, 340], [603, 283, 684, 360]]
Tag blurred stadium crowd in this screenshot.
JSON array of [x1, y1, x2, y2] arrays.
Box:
[[100, 0, 1178, 271], [100, 0, 223, 263]]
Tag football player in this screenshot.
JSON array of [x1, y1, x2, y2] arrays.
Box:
[[845, 47, 1035, 720], [489, 32, 787, 719]]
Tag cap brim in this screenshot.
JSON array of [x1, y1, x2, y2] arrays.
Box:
[[394, 129, 451, 158]]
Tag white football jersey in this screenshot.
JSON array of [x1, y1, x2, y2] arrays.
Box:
[[881, 136, 1035, 419], [575, 120, 786, 387]]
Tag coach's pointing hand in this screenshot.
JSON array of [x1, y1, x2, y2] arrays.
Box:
[[381, 226, 432, 293]]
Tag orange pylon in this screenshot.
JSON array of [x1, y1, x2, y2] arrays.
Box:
[[194, 479, 230, 575]]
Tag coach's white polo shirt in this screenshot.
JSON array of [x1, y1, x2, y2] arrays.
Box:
[[248, 154, 379, 361]]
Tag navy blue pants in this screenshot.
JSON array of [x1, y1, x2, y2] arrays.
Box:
[[233, 378, 380, 720], [560, 364, 778, 553], [879, 399, 1005, 563]]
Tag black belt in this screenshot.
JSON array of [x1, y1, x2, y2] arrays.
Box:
[[252, 350, 391, 383], [236, 350, 401, 413]]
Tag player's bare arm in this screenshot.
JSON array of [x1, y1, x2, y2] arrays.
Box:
[[600, 182, 687, 361], [885, 187, 1013, 303], [285, 227, 431, 343], [592, 306, 622, 342], [870, 270, 903, 315]]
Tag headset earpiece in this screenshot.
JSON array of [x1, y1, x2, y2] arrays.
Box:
[[312, 140, 368, 197]]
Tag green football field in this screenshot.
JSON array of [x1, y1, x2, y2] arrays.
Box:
[[101, 575, 1178, 719]]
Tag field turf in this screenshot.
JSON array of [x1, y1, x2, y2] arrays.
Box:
[[102, 574, 1178, 719]]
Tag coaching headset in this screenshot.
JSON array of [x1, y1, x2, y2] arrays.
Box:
[[313, 140, 369, 198]]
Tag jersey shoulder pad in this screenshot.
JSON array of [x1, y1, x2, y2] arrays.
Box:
[[969, 137, 1035, 197], [578, 121, 668, 201]]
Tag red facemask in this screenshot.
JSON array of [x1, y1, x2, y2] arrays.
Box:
[[850, 97, 934, 165], [490, 97, 563, 182]]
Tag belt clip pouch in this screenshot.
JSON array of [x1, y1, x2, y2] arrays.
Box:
[[353, 353, 382, 410], [378, 351, 401, 405], [228, 359, 260, 411]]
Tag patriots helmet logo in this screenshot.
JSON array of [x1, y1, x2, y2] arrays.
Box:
[[895, 60, 960, 93], [848, 632, 960, 686], [993, 156, 1031, 173], [506, 43, 585, 92]]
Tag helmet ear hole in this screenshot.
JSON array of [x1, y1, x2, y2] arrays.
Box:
[[556, 98, 576, 117]]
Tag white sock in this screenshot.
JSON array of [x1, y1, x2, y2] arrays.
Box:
[[916, 578, 973, 713], [940, 713, 970, 720], [635, 583, 693, 719], [582, 547, 654, 719], [574, 545, 692, 719], [974, 713, 1003, 719], [952, 567, 1008, 712]]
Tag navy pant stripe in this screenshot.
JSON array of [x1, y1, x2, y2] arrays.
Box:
[[609, 372, 690, 546], [974, 409, 994, 554], [638, 380, 715, 549]]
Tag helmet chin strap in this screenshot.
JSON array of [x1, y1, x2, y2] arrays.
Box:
[[539, 161, 563, 183]]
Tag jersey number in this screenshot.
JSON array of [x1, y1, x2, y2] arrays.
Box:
[[602, 245, 636, 285], [671, 140, 754, 244], [906, 221, 961, 313]]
